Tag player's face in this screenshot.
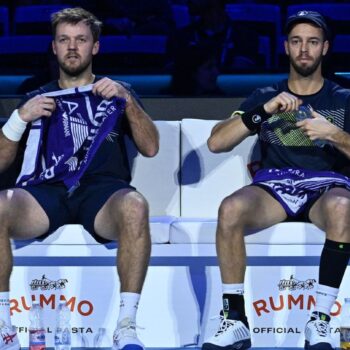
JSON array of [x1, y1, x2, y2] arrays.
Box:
[[285, 23, 329, 77], [52, 21, 99, 77]]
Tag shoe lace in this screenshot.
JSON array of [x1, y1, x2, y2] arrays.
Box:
[[213, 314, 237, 336], [114, 320, 144, 342], [314, 320, 329, 338], [0, 322, 15, 346]]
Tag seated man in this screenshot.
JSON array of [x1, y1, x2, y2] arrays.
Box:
[[203, 10, 350, 350], [0, 7, 159, 350]]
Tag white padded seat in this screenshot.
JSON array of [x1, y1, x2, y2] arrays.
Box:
[[175, 119, 325, 246], [170, 219, 325, 244]]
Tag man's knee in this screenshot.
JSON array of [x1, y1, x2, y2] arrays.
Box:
[[0, 190, 12, 227], [110, 191, 149, 232], [324, 194, 350, 218], [218, 193, 249, 227], [116, 191, 149, 223], [323, 193, 350, 234], [116, 192, 150, 242]]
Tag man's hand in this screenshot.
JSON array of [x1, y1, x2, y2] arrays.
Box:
[[94, 78, 159, 157], [19, 95, 56, 122], [296, 110, 338, 142], [92, 78, 130, 102], [263, 92, 303, 115]]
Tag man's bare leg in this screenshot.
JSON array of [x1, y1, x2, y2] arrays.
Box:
[[303, 187, 350, 350], [94, 188, 151, 293], [202, 186, 287, 350], [94, 188, 150, 350], [0, 188, 49, 291], [0, 187, 49, 342], [216, 185, 287, 284]]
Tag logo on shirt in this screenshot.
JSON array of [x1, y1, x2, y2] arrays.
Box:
[[106, 131, 119, 142]]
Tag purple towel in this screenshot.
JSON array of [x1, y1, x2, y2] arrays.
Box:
[[17, 84, 126, 191]]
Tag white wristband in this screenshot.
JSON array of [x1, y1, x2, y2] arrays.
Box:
[[2, 109, 28, 142]]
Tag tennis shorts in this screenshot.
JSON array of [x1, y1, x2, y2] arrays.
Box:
[[251, 168, 350, 222], [17, 175, 135, 243]]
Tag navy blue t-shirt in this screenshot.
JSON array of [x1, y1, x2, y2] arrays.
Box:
[[20, 78, 141, 184], [239, 79, 350, 176]]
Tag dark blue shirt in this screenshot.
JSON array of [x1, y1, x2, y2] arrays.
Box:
[[240, 79, 350, 175]]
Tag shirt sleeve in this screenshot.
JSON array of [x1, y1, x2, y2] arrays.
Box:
[[238, 88, 265, 112]]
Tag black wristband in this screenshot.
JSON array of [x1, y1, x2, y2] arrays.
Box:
[[241, 105, 271, 131]]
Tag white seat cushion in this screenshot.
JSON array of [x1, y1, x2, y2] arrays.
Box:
[[170, 219, 325, 245], [13, 216, 174, 251]]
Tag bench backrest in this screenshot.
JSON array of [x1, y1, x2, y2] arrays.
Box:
[[128, 120, 180, 217], [180, 119, 259, 218]]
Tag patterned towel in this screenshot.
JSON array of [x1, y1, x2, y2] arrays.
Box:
[[16, 84, 126, 192]]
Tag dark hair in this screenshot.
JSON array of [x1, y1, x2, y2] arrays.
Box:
[[51, 7, 102, 42]]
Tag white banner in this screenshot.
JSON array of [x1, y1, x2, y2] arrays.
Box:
[[10, 265, 349, 348]]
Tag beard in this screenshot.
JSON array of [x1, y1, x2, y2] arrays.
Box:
[[289, 54, 323, 77], [58, 56, 92, 77]]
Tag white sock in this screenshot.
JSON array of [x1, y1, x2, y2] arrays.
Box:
[[222, 283, 244, 295], [0, 292, 12, 326], [117, 292, 140, 325], [314, 284, 339, 316]]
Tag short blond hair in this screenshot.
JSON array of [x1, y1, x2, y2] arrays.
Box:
[[51, 7, 102, 42]]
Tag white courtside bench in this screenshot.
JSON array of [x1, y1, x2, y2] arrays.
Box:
[[11, 119, 347, 348]]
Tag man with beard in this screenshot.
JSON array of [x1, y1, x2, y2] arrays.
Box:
[[203, 11, 350, 350], [0, 7, 159, 350]]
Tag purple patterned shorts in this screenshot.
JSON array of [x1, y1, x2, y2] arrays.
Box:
[[252, 168, 350, 217]]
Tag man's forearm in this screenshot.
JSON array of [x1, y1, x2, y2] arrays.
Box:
[[0, 131, 19, 173], [329, 128, 350, 160], [125, 96, 159, 157], [207, 114, 252, 153]]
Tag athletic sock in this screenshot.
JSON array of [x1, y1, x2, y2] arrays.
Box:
[[117, 292, 140, 326], [319, 239, 350, 288], [222, 283, 244, 295], [314, 284, 338, 316], [0, 292, 12, 326]]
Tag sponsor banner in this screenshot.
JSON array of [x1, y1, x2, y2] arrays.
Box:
[[10, 266, 199, 348], [10, 265, 349, 347], [203, 266, 348, 348]]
